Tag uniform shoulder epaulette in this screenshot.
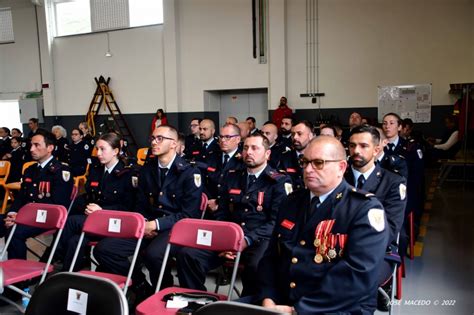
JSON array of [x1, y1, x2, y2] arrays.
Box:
[[176, 160, 191, 171], [281, 149, 292, 156], [267, 169, 284, 180], [114, 167, 131, 177], [350, 187, 375, 199]]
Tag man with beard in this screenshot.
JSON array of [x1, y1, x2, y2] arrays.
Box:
[[257, 136, 388, 314], [261, 122, 287, 169], [345, 125, 407, 312], [279, 120, 315, 191], [187, 119, 220, 162], [177, 133, 292, 297], [278, 116, 294, 148], [272, 96, 293, 128]]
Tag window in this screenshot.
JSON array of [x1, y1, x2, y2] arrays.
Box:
[[54, 0, 163, 37], [0, 100, 22, 133], [0, 7, 14, 44]]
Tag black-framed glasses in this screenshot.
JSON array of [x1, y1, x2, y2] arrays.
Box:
[[149, 135, 176, 143], [299, 158, 342, 170], [218, 134, 239, 141]]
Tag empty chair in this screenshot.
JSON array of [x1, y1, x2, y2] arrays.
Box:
[[25, 272, 128, 315]]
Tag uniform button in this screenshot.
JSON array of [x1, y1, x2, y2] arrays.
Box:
[[241, 222, 246, 226], [217, 196, 221, 199], [217, 184, 221, 188], [246, 196, 250, 199], [149, 193, 153, 196], [113, 190, 117, 194], [291, 257, 298, 264], [159, 205, 163, 209], [299, 240, 306, 246], [30, 193, 33, 197], [289, 282, 296, 289], [244, 209, 248, 212], [159, 192, 163, 196], [172, 194, 176, 198], [98, 191, 102, 194], [33, 184, 37, 187]]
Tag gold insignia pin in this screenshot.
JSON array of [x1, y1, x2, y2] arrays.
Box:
[[336, 193, 342, 199]]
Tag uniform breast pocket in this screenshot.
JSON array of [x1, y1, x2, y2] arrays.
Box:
[[228, 190, 243, 203]]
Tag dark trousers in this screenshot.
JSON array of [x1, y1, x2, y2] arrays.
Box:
[[94, 231, 183, 289], [177, 239, 269, 297], [6, 225, 46, 260]]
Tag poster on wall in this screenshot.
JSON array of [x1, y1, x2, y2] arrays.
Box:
[[377, 84, 432, 123]]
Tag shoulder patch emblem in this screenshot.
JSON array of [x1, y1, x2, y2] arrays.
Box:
[[417, 149, 423, 159], [132, 176, 138, 188], [62, 170, 71, 182], [399, 183, 407, 200], [194, 174, 201, 188], [368, 209, 385, 232], [284, 183, 293, 195]]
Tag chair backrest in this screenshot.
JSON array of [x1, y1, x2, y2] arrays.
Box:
[[168, 219, 244, 252], [0, 160, 11, 181], [91, 147, 98, 157], [25, 272, 128, 315], [136, 147, 148, 166], [82, 210, 145, 239], [15, 203, 68, 230], [194, 301, 286, 315], [22, 161, 37, 174]]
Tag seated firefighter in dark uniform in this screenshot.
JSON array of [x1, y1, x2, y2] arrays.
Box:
[[93, 125, 203, 291], [177, 133, 292, 297], [256, 136, 388, 314], [4, 129, 73, 260], [55, 132, 136, 271]]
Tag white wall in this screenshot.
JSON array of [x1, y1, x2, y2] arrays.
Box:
[[0, 0, 41, 99], [286, 0, 474, 109], [1, 0, 473, 114]]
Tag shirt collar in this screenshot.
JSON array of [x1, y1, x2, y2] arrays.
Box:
[[104, 160, 119, 174], [377, 151, 385, 162], [247, 165, 266, 179], [389, 136, 399, 148], [223, 148, 238, 160], [351, 164, 376, 183], [39, 156, 54, 168], [158, 153, 177, 170], [205, 138, 214, 147], [310, 187, 337, 205]]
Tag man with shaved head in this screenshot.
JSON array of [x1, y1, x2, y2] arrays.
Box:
[[187, 118, 220, 161], [261, 122, 286, 169], [258, 136, 388, 314]]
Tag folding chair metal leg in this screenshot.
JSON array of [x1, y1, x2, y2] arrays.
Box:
[[408, 212, 415, 260]]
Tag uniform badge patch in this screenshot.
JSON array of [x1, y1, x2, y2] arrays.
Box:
[[132, 176, 138, 188], [62, 170, 71, 182], [194, 174, 201, 187], [368, 209, 385, 232], [281, 219, 295, 230], [417, 149, 423, 159], [284, 183, 293, 195], [399, 183, 407, 200]]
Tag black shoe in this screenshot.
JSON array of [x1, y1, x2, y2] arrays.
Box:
[[377, 284, 392, 312], [131, 280, 154, 307]]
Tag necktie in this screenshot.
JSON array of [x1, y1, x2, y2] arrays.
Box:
[[298, 154, 304, 160], [223, 154, 230, 168], [357, 174, 365, 189], [308, 196, 320, 218], [387, 143, 395, 151], [247, 175, 257, 189], [203, 142, 208, 150], [159, 167, 168, 187]]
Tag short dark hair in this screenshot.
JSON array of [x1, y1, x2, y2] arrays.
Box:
[[191, 118, 202, 124], [222, 123, 241, 136], [401, 118, 414, 128], [320, 124, 337, 136], [1, 127, 10, 135], [350, 125, 380, 145], [71, 127, 84, 136], [296, 120, 314, 134], [29, 118, 39, 124], [281, 116, 294, 126], [11, 136, 22, 143], [246, 117, 256, 123], [33, 128, 56, 147], [383, 112, 402, 126], [12, 128, 22, 136], [246, 132, 270, 150], [157, 124, 179, 140]]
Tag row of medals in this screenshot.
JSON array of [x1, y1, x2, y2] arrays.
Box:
[[313, 236, 340, 264]]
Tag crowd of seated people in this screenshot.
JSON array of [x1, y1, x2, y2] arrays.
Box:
[[0, 101, 459, 314]]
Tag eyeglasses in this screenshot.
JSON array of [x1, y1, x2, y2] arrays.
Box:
[[299, 158, 342, 170], [218, 135, 239, 141], [149, 135, 176, 143]]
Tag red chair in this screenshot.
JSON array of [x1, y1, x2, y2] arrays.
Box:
[[200, 192, 209, 219], [68, 210, 145, 295], [135, 218, 245, 315], [0, 203, 68, 305]]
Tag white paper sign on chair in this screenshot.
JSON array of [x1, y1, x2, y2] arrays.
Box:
[[67, 288, 88, 314], [36, 210, 47, 223], [196, 229, 212, 246], [108, 218, 121, 233]]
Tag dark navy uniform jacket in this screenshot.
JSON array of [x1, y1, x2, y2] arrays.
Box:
[[277, 135, 292, 148], [345, 164, 407, 251], [83, 134, 95, 148], [258, 181, 388, 314], [216, 165, 292, 244], [5, 147, 26, 183], [10, 158, 74, 213], [53, 137, 70, 164], [136, 155, 203, 231], [268, 142, 289, 169], [67, 140, 92, 177], [278, 149, 304, 191], [184, 134, 200, 157], [378, 151, 408, 179], [197, 149, 245, 199], [187, 138, 221, 162], [72, 160, 135, 214]]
